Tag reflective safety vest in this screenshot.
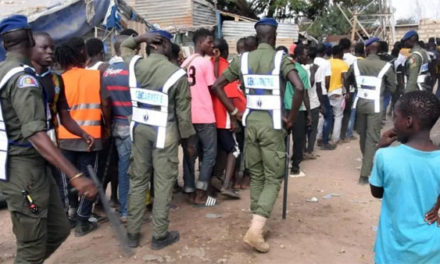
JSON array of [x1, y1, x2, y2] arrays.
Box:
[[0, 66, 52, 180], [58, 68, 102, 139], [129, 55, 186, 149], [240, 50, 284, 129], [412, 51, 430, 90], [352, 61, 391, 113]]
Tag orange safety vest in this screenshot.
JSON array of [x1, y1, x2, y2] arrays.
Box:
[[58, 67, 102, 139]]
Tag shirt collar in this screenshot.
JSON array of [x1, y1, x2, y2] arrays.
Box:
[[38, 69, 52, 77], [148, 53, 169, 61], [109, 56, 124, 64], [366, 54, 380, 60], [6, 51, 29, 64], [257, 43, 275, 51]]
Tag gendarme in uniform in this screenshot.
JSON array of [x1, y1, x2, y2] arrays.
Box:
[[403, 30, 430, 92], [222, 19, 295, 224], [347, 37, 396, 184], [121, 30, 194, 248], [0, 15, 70, 263]]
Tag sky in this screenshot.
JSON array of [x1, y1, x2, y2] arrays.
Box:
[[392, 0, 440, 21]]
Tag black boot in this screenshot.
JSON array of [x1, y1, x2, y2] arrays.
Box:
[[75, 220, 98, 237], [127, 233, 140, 248], [151, 231, 180, 250]]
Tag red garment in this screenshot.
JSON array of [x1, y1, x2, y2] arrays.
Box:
[[211, 57, 246, 129]]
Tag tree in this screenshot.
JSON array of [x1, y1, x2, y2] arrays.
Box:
[[396, 18, 417, 25]]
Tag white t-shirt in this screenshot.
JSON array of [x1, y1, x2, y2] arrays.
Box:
[[304, 64, 320, 109], [343, 53, 358, 93], [313, 57, 331, 96]]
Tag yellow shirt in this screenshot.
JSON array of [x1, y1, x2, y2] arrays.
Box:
[[329, 58, 349, 93]]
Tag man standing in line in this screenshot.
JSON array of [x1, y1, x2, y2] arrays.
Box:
[[346, 38, 396, 185], [340, 38, 357, 143], [315, 44, 335, 150], [100, 30, 138, 223], [31, 32, 95, 208], [181, 29, 218, 206], [211, 18, 304, 253], [0, 15, 96, 263], [328, 45, 349, 145], [402, 30, 431, 92], [121, 30, 195, 249]]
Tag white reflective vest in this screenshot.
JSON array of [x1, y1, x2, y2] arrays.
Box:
[[412, 51, 430, 90], [240, 50, 284, 129], [352, 61, 391, 113], [0, 66, 53, 180], [128, 55, 186, 149]]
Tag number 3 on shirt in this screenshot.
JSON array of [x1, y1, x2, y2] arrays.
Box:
[[188, 66, 196, 86]]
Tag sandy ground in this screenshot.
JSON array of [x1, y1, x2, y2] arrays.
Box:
[[0, 125, 387, 264]]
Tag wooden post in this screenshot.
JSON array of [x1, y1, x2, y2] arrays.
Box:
[[351, 12, 358, 42]]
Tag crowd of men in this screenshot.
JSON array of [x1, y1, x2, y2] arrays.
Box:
[[1, 12, 440, 264]]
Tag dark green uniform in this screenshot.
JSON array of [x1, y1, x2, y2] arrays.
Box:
[[121, 37, 194, 239], [0, 53, 70, 263], [347, 54, 396, 179], [222, 43, 295, 218], [405, 44, 430, 92]]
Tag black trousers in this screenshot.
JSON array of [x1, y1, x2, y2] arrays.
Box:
[[291, 111, 307, 171]]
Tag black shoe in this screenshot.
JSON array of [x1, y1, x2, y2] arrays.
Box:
[[68, 218, 77, 229], [290, 167, 300, 175], [127, 233, 140, 248], [358, 176, 369, 185], [320, 143, 336, 150], [75, 220, 98, 237], [151, 231, 180, 250]]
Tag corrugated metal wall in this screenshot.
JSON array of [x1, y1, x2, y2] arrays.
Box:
[[192, 0, 216, 26], [134, 0, 193, 28], [222, 21, 299, 54]]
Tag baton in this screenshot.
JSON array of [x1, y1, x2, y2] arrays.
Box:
[[87, 165, 134, 257], [282, 132, 291, 220]]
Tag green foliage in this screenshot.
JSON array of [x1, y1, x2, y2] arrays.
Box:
[[216, 0, 380, 37]]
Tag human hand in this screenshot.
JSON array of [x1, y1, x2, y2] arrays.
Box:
[[377, 129, 397, 149], [142, 32, 161, 44], [320, 105, 326, 115], [71, 176, 97, 200], [82, 133, 95, 152], [283, 116, 294, 130], [306, 112, 312, 126], [425, 197, 440, 226], [235, 111, 243, 122]]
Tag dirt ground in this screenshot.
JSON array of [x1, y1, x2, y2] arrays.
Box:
[[0, 128, 386, 264]]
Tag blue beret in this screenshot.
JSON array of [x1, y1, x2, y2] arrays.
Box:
[[254, 17, 278, 29], [401, 30, 418, 42], [0, 15, 30, 35], [150, 30, 173, 41], [365, 37, 380, 47]]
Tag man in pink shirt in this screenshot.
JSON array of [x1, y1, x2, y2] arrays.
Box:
[[181, 29, 217, 206]]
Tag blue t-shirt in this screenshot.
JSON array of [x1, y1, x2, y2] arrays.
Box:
[[370, 144, 440, 264]]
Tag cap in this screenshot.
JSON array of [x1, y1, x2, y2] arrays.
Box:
[[365, 37, 380, 47], [0, 15, 30, 35], [254, 17, 278, 29], [149, 29, 173, 41], [401, 30, 418, 42]]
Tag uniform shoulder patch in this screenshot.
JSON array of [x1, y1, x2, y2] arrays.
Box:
[[17, 75, 38, 88]]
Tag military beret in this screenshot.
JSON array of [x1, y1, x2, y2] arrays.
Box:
[[0, 15, 30, 35], [365, 37, 380, 47], [254, 17, 278, 29], [150, 29, 173, 41], [401, 30, 418, 42]]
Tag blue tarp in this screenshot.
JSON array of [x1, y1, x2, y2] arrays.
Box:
[[0, 0, 111, 60]]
